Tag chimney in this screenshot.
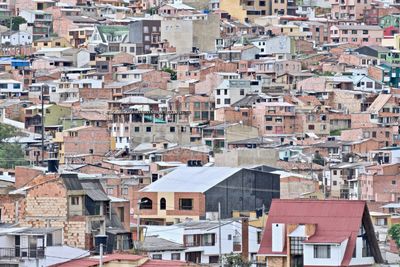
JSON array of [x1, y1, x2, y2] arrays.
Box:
[[241, 218, 249, 262], [272, 223, 285, 252]]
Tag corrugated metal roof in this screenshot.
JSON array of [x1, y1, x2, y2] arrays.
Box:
[[81, 181, 109, 201], [140, 167, 241, 193]]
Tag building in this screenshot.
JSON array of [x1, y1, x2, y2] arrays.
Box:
[[0, 31, 32, 46], [330, 0, 371, 21], [257, 199, 384, 266], [214, 79, 260, 109], [220, 0, 271, 23], [330, 25, 383, 46], [138, 166, 280, 224], [145, 219, 261, 264], [127, 19, 161, 55]]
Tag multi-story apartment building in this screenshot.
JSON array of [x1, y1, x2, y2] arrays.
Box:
[[253, 101, 296, 136], [127, 19, 161, 55], [330, 25, 383, 46], [220, 0, 271, 23], [330, 0, 371, 21], [214, 79, 261, 109]]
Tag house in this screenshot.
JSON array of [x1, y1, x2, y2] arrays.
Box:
[[219, 0, 271, 23], [126, 19, 161, 55], [0, 226, 90, 267], [145, 219, 261, 264], [88, 25, 129, 53], [54, 126, 111, 164], [257, 199, 384, 266], [138, 166, 280, 224], [0, 79, 23, 98], [214, 79, 260, 109], [202, 123, 259, 150], [0, 172, 131, 251], [0, 31, 32, 46], [330, 25, 383, 46], [19, 10, 53, 40], [329, 0, 371, 20], [32, 36, 72, 49]]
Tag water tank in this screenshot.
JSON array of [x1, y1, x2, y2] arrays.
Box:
[[94, 235, 108, 254], [47, 159, 59, 173]]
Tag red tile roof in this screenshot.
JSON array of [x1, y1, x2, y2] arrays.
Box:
[[258, 199, 378, 266], [51, 254, 144, 267]]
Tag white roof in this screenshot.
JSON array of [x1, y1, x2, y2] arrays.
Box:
[[140, 166, 241, 193], [118, 96, 159, 104]]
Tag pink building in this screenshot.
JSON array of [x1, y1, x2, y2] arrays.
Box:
[[252, 102, 296, 136], [330, 0, 371, 21], [330, 25, 383, 46]]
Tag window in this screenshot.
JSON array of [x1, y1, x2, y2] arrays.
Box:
[[152, 254, 162, 260], [209, 256, 219, 263], [170, 126, 175, 132], [160, 198, 166, 210], [228, 234, 232, 240], [224, 99, 231, 104], [140, 197, 153, 209], [121, 187, 128, 195], [179, 198, 193, 210], [107, 188, 113, 195], [71, 196, 79, 205], [392, 180, 396, 185], [146, 126, 152, 132], [171, 253, 180, 260], [308, 125, 315, 130], [333, 181, 337, 186], [240, 89, 245, 95], [216, 89, 220, 95], [265, 116, 272, 121], [135, 127, 140, 132], [290, 237, 305, 255], [314, 245, 331, 258], [266, 126, 273, 131]]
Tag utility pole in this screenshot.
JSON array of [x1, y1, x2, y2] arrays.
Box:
[[99, 243, 103, 267], [218, 202, 222, 267], [41, 84, 45, 165]]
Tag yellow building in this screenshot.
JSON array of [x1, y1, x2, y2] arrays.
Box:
[[33, 36, 72, 50], [220, 0, 271, 23]]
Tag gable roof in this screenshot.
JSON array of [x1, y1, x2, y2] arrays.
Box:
[[258, 199, 383, 265], [140, 167, 241, 193]]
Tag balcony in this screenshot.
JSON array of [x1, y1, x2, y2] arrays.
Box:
[[0, 247, 45, 260]]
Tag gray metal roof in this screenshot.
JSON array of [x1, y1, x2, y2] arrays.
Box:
[[141, 236, 184, 251], [140, 167, 241, 193], [81, 180, 109, 201]]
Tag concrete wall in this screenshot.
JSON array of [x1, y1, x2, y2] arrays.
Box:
[[214, 148, 279, 167]]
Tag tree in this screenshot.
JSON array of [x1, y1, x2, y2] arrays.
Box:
[[0, 123, 27, 169], [224, 253, 252, 267], [0, 16, 27, 31], [389, 224, 400, 249], [162, 67, 177, 80], [312, 151, 325, 166]]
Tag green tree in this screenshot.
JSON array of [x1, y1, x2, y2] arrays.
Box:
[[312, 151, 325, 166], [0, 16, 27, 31], [0, 123, 27, 169], [224, 253, 252, 267], [389, 224, 400, 249], [162, 67, 177, 80]]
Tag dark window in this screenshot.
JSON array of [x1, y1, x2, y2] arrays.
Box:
[[209, 256, 219, 263], [146, 127, 151, 132], [160, 198, 166, 210], [170, 126, 175, 132], [240, 89, 245, 95], [71, 196, 79, 205], [135, 127, 140, 132], [392, 180, 396, 185], [140, 197, 153, 209], [152, 254, 162, 259], [179, 198, 193, 210]]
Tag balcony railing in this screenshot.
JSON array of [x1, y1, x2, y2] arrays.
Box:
[[0, 247, 45, 259]]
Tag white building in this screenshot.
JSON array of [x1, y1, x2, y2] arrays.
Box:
[[214, 79, 261, 109], [145, 219, 261, 264], [0, 79, 23, 97], [0, 31, 32, 46], [0, 227, 89, 267]]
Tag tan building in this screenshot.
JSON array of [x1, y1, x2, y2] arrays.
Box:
[[220, 0, 271, 23]]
